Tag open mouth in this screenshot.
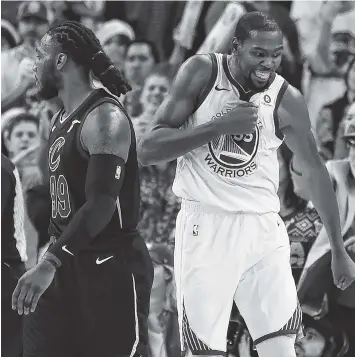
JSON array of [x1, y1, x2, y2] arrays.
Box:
[[253, 70, 271, 81], [295, 342, 305, 357]]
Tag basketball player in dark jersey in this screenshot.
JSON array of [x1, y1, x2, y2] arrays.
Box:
[[11, 21, 154, 357], [2, 154, 27, 357]]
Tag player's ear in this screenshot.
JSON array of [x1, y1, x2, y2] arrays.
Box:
[[232, 37, 239, 54], [56, 53, 68, 71]]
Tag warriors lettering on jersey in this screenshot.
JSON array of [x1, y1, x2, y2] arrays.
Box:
[[204, 113, 263, 178]]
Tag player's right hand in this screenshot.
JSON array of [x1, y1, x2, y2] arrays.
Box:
[[19, 58, 36, 85], [214, 101, 258, 136]]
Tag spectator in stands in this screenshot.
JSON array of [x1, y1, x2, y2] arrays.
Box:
[[335, 102, 355, 160], [147, 243, 179, 357], [232, 312, 349, 357], [316, 57, 355, 161], [123, 39, 159, 117], [48, 1, 104, 30], [295, 314, 349, 357], [1, 1, 50, 110], [135, 66, 178, 250], [1, 18, 20, 51], [96, 19, 135, 73], [296, 116, 355, 357], [2, 108, 41, 176], [133, 65, 172, 143], [2, 107, 46, 268], [302, 1, 355, 128]]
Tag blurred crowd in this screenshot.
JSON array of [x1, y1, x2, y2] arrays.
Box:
[[1, 1, 355, 357]]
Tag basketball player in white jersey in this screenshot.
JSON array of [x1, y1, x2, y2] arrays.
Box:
[[138, 12, 355, 357]]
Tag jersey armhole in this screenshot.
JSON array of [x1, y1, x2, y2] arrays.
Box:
[[273, 80, 289, 140], [192, 53, 218, 115], [75, 97, 130, 160]]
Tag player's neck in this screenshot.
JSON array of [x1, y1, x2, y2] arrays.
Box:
[[227, 55, 249, 90], [59, 77, 94, 116]]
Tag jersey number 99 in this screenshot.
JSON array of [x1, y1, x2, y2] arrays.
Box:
[[50, 175, 71, 218]]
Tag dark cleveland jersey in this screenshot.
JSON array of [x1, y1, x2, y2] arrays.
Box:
[[47, 89, 140, 241]]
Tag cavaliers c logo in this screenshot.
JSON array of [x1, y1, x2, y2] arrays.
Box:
[[49, 137, 65, 172], [207, 127, 260, 170]]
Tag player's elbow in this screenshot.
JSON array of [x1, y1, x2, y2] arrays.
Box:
[[137, 138, 152, 166], [137, 130, 160, 166]]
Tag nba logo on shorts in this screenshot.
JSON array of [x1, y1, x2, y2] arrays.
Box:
[[115, 166, 121, 180], [192, 225, 199, 236]]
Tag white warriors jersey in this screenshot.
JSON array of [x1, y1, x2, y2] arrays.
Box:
[[172, 53, 289, 214]]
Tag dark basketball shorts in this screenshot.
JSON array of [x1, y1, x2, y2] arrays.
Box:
[[23, 235, 153, 357]]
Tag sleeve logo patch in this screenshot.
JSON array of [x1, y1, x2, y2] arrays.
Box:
[[115, 166, 121, 180]]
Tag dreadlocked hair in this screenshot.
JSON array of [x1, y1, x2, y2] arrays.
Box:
[[48, 20, 131, 97]]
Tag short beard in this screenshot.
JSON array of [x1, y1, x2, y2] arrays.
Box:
[[37, 83, 59, 100]]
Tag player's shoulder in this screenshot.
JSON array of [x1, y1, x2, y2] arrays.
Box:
[[281, 82, 304, 105], [82, 101, 131, 150], [173, 54, 213, 96], [86, 101, 129, 132], [278, 82, 309, 129], [279, 82, 305, 114], [183, 53, 213, 72]]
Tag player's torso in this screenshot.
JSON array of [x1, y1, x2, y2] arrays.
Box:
[[173, 53, 288, 213], [47, 89, 140, 239]]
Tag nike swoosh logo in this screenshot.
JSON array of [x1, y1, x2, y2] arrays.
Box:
[[96, 256, 114, 265], [62, 245, 74, 256], [67, 120, 81, 133], [215, 85, 231, 92]]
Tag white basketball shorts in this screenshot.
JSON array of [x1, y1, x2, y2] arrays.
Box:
[[174, 200, 302, 355]]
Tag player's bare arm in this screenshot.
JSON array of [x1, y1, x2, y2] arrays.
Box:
[[138, 55, 258, 166], [279, 85, 355, 290], [138, 54, 215, 165], [81, 102, 131, 160]]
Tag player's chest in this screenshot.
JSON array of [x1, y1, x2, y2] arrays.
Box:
[[48, 120, 82, 173], [192, 90, 279, 142]]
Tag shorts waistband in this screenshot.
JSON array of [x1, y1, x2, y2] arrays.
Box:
[[180, 200, 278, 216], [49, 230, 139, 249], [181, 199, 237, 215]]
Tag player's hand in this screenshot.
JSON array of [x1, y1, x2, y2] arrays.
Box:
[[345, 236, 355, 255], [331, 249, 355, 290], [12, 260, 56, 315], [238, 330, 252, 357], [19, 57, 36, 82], [214, 101, 258, 136]]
